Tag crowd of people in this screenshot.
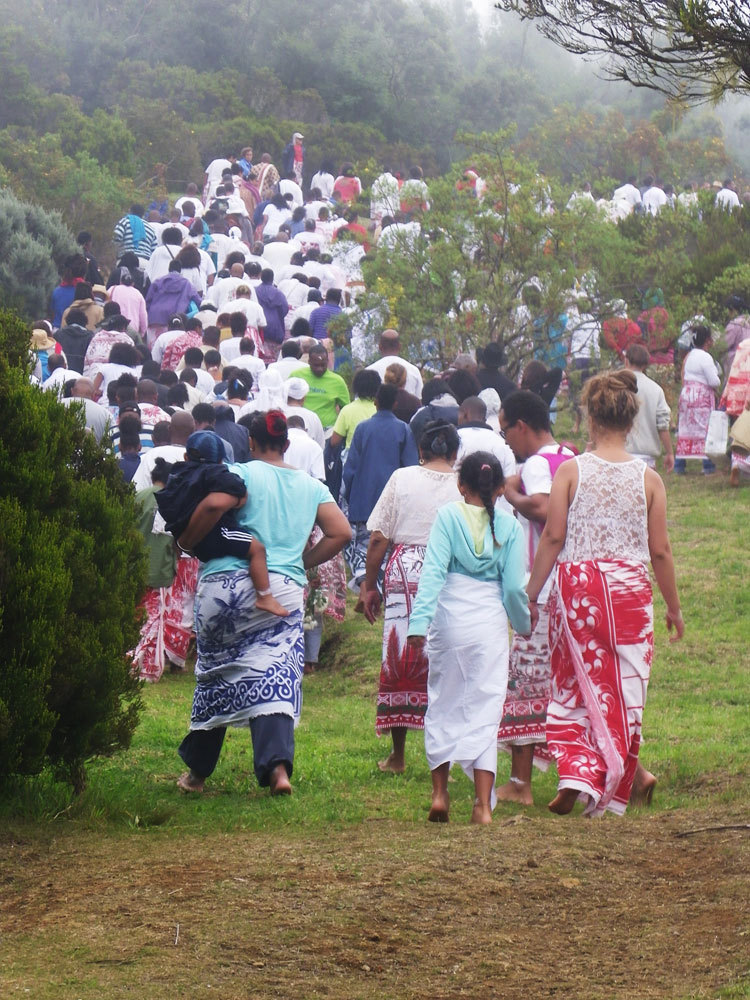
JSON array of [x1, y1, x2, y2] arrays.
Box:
[[26, 141, 750, 822]]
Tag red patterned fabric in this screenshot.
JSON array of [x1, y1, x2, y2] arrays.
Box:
[[547, 559, 653, 816], [676, 381, 714, 458], [132, 555, 200, 682], [376, 543, 429, 733], [497, 597, 554, 769]]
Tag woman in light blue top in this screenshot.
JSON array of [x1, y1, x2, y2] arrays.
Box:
[[407, 451, 530, 825], [174, 410, 351, 796]]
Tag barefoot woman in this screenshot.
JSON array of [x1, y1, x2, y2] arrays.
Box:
[[176, 410, 350, 795], [527, 371, 684, 817], [360, 422, 461, 773]]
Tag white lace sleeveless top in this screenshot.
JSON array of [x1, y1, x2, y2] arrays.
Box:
[[559, 453, 650, 564]]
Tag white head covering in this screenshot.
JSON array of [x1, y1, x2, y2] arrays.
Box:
[[478, 387, 501, 434], [285, 376, 310, 401], [255, 368, 286, 410]]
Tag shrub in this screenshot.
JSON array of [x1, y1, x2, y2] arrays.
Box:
[[0, 187, 77, 319], [0, 309, 146, 791]]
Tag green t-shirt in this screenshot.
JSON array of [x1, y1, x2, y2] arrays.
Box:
[[332, 397, 376, 448], [135, 486, 177, 589], [291, 367, 350, 429]]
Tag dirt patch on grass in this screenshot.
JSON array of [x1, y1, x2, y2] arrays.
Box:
[[1, 805, 749, 999]]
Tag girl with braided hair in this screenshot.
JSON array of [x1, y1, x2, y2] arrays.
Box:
[[406, 451, 530, 824]]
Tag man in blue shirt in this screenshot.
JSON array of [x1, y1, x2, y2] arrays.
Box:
[[342, 383, 418, 589], [309, 288, 344, 340]]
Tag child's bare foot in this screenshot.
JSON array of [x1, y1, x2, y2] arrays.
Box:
[[548, 787, 579, 815], [378, 753, 405, 773], [495, 779, 533, 806], [428, 792, 450, 823], [177, 771, 205, 793], [256, 591, 290, 617], [269, 763, 292, 796], [471, 801, 492, 824]]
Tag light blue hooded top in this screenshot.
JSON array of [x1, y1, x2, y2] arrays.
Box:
[[408, 500, 530, 637]]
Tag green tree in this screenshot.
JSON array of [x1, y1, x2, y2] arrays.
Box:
[[0, 188, 77, 318], [0, 309, 145, 792], [494, 1, 750, 102]]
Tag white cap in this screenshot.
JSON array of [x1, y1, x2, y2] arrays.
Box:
[[285, 377, 309, 400]]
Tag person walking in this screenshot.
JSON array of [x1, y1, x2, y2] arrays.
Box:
[[526, 370, 683, 817]]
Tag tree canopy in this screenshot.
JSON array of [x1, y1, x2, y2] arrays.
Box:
[[494, 1, 750, 102]]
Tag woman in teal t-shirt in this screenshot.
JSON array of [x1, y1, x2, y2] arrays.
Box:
[[175, 410, 350, 796]]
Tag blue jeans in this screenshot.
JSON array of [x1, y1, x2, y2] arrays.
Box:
[[674, 458, 715, 474]]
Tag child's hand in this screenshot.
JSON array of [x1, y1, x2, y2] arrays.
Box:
[[406, 635, 425, 650]]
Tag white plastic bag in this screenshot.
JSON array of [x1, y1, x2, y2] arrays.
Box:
[[704, 409, 729, 455]]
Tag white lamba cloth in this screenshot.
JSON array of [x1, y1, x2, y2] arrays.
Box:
[[424, 573, 510, 809]]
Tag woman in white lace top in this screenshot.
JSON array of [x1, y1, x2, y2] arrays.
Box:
[[359, 421, 461, 773], [527, 370, 683, 817]]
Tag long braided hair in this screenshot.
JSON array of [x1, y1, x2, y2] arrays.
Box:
[[458, 451, 504, 547]]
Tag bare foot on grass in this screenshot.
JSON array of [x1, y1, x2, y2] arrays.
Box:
[[378, 753, 405, 773], [428, 792, 450, 823], [495, 780, 533, 806], [256, 592, 290, 617], [269, 764, 292, 796], [177, 771, 205, 794], [630, 767, 657, 807], [471, 801, 492, 825], [548, 787, 579, 815]]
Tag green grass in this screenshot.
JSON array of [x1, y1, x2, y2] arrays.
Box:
[[1, 466, 748, 836]]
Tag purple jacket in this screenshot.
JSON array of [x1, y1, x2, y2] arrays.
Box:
[[255, 282, 289, 343], [146, 273, 201, 326]]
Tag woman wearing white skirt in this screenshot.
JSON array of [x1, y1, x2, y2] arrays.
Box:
[[407, 452, 530, 824]]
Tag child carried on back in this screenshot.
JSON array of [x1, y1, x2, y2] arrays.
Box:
[[156, 429, 288, 616]]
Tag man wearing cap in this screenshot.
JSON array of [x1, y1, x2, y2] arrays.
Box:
[[283, 376, 325, 448], [282, 132, 305, 187]]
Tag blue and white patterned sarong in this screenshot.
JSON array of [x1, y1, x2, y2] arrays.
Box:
[[189, 570, 305, 731]]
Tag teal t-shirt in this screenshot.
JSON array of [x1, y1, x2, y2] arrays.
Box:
[[201, 461, 335, 585]]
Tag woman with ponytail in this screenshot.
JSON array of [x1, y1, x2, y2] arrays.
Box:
[[527, 369, 683, 817], [174, 409, 351, 797], [361, 420, 462, 773], [405, 451, 530, 824]]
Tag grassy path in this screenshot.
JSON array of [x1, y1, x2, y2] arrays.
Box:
[[1, 473, 748, 997]]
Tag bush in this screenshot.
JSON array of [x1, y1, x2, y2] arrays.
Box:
[[0, 187, 77, 319], [0, 309, 146, 791]]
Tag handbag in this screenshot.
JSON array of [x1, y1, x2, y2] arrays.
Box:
[[729, 408, 750, 452], [704, 409, 729, 455]]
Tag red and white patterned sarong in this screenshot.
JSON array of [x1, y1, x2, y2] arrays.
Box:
[[164, 555, 200, 668], [132, 555, 200, 682], [547, 559, 653, 816], [376, 543, 429, 733], [497, 597, 554, 770], [676, 380, 714, 459]]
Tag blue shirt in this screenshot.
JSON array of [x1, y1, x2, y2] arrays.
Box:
[[342, 410, 419, 522], [308, 303, 342, 340], [408, 501, 530, 637], [201, 461, 334, 585]]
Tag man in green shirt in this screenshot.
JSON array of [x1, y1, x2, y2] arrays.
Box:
[[330, 368, 380, 449], [292, 344, 350, 429]]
